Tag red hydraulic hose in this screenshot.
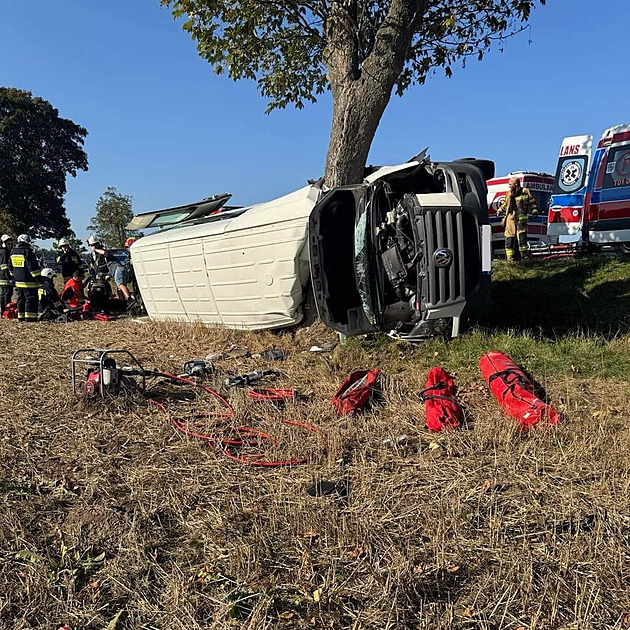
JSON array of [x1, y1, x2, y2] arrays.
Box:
[[147, 372, 325, 467]]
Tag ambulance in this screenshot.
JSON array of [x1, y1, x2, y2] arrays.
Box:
[[548, 123, 630, 253], [486, 171, 554, 255]]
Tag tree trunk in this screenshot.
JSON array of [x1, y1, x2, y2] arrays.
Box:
[[324, 78, 394, 187], [323, 0, 427, 188]]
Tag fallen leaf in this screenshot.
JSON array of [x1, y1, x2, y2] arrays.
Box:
[[413, 563, 432, 575], [280, 611, 296, 620], [461, 607, 474, 617], [312, 588, 323, 602], [301, 531, 320, 540], [347, 546, 365, 560], [446, 565, 460, 574], [480, 479, 492, 493]]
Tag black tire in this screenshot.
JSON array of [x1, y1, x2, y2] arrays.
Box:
[[454, 158, 496, 181], [616, 243, 630, 256]]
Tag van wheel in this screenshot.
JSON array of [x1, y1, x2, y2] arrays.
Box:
[[617, 243, 630, 256]]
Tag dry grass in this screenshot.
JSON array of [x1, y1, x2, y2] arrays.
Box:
[[2, 261, 630, 629]]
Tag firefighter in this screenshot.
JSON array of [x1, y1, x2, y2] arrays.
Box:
[[0, 234, 13, 314], [9, 234, 42, 321], [497, 177, 539, 261], [56, 237, 83, 283], [38, 268, 64, 320]]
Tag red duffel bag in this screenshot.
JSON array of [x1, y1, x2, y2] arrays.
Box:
[[2, 301, 17, 319], [479, 351, 560, 429], [420, 367, 461, 431], [332, 369, 380, 416]]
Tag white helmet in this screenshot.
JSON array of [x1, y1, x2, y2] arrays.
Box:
[[1, 234, 12, 243], [17, 234, 31, 244], [41, 268, 56, 279], [58, 237, 70, 247], [87, 235, 100, 246]]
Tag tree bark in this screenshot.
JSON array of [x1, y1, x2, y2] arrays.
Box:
[[323, 0, 428, 188]]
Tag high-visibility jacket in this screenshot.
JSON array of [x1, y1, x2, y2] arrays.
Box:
[[56, 248, 82, 278], [0, 246, 12, 287], [9, 243, 42, 289], [497, 188, 539, 238], [38, 277, 63, 312]]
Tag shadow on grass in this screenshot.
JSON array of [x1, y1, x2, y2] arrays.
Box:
[[481, 257, 630, 339]]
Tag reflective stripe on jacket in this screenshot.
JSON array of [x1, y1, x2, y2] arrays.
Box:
[[10, 243, 42, 289], [0, 246, 12, 286]]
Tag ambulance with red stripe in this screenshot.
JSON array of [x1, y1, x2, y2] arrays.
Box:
[[548, 124, 630, 252], [486, 171, 554, 255]]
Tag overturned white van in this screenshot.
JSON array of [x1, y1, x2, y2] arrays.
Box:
[[128, 185, 320, 330], [129, 153, 494, 339]]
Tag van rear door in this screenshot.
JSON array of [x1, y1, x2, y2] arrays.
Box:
[[548, 135, 593, 242]]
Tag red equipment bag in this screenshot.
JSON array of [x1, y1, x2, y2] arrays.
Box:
[[2, 301, 17, 319], [479, 351, 560, 429], [331, 369, 380, 416], [92, 313, 116, 322], [420, 367, 461, 431]]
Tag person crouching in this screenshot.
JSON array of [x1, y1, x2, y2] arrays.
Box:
[[61, 269, 86, 309], [38, 268, 65, 321]]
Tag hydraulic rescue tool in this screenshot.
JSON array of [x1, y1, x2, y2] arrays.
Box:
[[72, 349, 148, 397], [71, 349, 326, 467]]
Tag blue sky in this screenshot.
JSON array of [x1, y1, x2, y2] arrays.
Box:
[[1, 0, 629, 242]]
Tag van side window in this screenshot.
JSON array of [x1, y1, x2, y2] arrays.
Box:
[[603, 144, 630, 189]]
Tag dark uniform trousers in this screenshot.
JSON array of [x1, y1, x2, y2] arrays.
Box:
[[0, 285, 12, 313], [17, 288, 39, 321]]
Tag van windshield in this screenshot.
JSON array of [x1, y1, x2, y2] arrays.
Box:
[[603, 144, 630, 189], [354, 198, 377, 326]]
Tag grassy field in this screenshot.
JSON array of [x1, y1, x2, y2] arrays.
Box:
[[1, 257, 630, 629]]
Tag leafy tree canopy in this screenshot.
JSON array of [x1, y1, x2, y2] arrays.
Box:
[[162, 0, 546, 185], [162, 0, 545, 111], [88, 187, 142, 249], [0, 87, 88, 238]]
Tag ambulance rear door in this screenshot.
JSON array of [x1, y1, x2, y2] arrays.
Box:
[[548, 135, 593, 242]]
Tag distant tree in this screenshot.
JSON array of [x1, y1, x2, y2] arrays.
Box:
[[53, 229, 88, 254], [0, 87, 88, 238], [162, 0, 546, 187], [88, 187, 142, 248]]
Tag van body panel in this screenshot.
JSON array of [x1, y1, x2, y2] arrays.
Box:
[[130, 185, 319, 329]]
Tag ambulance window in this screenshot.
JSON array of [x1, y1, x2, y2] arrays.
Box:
[[602, 145, 630, 189], [553, 156, 589, 194], [537, 192, 551, 213]]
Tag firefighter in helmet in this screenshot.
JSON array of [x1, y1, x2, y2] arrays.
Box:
[[8, 234, 42, 321], [0, 234, 14, 314], [497, 177, 539, 261], [56, 237, 83, 283]]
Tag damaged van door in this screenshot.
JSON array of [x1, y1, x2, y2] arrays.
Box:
[[309, 157, 493, 340]]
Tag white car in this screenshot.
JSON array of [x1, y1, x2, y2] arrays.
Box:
[[128, 153, 493, 340]]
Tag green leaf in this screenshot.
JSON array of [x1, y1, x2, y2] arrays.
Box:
[[104, 610, 128, 630]]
